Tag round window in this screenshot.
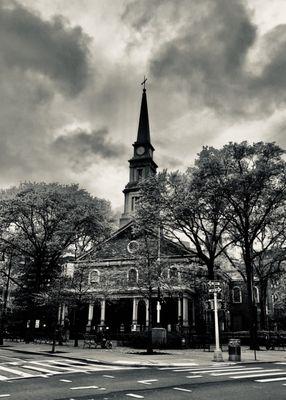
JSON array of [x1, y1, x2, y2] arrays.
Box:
[[127, 240, 139, 254]]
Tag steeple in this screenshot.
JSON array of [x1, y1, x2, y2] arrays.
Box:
[[119, 80, 158, 228], [136, 86, 151, 146]]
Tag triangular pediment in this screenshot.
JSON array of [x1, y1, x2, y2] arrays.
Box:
[[77, 221, 190, 262]]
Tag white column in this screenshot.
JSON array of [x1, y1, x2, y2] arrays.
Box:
[[100, 299, 106, 326], [61, 304, 67, 324], [183, 297, 189, 327], [57, 305, 62, 324], [178, 297, 182, 323], [58, 304, 66, 326], [86, 303, 94, 331], [156, 301, 161, 325], [191, 299, 196, 327], [132, 298, 138, 325], [145, 299, 149, 327]]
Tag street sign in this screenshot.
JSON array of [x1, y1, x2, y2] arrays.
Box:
[[208, 280, 222, 293], [209, 287, 222, 293], [207, 280, 221, 287]]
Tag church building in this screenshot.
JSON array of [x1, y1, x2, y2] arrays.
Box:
[[72, 83, 200, 337]]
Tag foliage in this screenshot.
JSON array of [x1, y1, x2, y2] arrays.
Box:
[[0, 182, 112, 319]]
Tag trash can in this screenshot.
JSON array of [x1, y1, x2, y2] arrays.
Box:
[[228, 338, 241, 361]]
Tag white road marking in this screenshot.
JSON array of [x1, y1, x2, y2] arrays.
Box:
[[29, 361, 77, 372], [22, 365, 62, 374], [173, 366, 244, 372], [185, 368, 246, 374], [186, 375, 202, 379], [126, 394, 144, 399], [211, 368, 264, 376], [70, 386, 98, 390], [173, 387, 192, 392], [256, 377, 286, 383], [0, 365, 34, 378], [231, 370, 286, 379], [103, 375, 114, 378], [137, 379, 158, 385], [60, 379, 72, 382], [0, 395, 10, 398]]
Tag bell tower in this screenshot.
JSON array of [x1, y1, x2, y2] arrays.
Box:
[[119, 79, 158, 228]]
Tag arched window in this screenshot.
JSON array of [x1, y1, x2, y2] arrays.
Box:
[[253, 286, 259, 303], [128, 268, 138, 284], [169, 267, 179, 282], [232, 286, 242, 303], [89, 270, 100, 284]]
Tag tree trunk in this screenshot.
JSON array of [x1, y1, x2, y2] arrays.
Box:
[[73, 307, 79, 348], [146, 296, 153, 355], [245, 251, 259, 350], [259, 280, 268, 330]]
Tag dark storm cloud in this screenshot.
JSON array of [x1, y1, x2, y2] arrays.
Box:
[[0, 1, 90, 95], [51, 128, 126, 170], [122, 0, 286, 117]]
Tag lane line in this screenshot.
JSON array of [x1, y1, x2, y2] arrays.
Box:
[[137, 379, 158, 385], [126, 394, 144, 399], [256, 377, 286, 383], [70, 386, 98, 390], [0, 395, 10, 398], [186, 375, 202, 379], [173, 387, 192, 392], [102, 375, 114, 378], [60, 379, 72, 382]]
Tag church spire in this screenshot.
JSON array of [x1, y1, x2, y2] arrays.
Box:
[[136, 76, 151, 146], [119, 79, 158, 228]]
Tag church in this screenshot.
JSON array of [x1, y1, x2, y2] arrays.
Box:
[[70, 83, 204, 338], [67, 83, 264, 341]]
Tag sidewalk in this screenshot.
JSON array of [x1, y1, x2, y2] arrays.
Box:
[[2, 341, 286, 367]]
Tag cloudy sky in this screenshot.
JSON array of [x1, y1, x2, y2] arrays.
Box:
[[1, 0, 286, 210]]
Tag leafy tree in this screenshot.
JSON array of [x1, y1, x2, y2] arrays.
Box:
[[137, 169, 231, 280], [0, 182, 112, 329], [194, 142, 286, 348]]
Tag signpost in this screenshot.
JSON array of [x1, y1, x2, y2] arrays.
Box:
[[208, 281, 223, 362]]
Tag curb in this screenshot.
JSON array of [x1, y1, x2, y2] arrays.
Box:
[[3, 346, 286, 368]]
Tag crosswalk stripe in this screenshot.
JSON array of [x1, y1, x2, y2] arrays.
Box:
[[256, 377, 286, 383], [231, 371, 286, 379], [211, 368, 263, 376], [22, 365, 62, 374], [0, 365, 34, 378], [29, 362, 78, 372], [185, 368, 246, 374], [173, 366, 244, 372]]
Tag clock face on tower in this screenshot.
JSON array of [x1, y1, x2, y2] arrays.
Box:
[[136, 146, 145, 156]]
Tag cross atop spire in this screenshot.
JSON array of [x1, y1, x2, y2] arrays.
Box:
[[141, 75, 147, 91]]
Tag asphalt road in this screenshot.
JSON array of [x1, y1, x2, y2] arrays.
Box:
[[0, 349, 286, 399]]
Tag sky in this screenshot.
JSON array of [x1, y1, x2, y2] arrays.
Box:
[[1, 0, 286, 211]]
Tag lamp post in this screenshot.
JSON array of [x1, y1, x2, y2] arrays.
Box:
[[208, 279, 223, 362]]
